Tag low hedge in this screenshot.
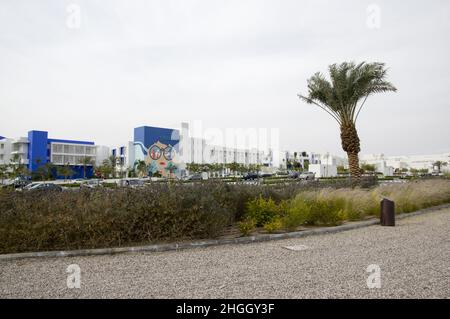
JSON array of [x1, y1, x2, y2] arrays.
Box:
[[1, 178, 447, 254]]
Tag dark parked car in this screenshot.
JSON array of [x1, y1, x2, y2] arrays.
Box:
[[243, 172, 259, 180], [13, 179, 32, 189], [26, 183, 63, 192], [288, 171, 300, 179]]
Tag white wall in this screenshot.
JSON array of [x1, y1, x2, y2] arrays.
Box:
[[95, 145, 110, 166], [309, 163, 338, 178], [0, 138, 12, 165]]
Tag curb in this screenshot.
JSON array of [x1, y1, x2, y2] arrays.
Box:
[[1, 203, 449, 262]]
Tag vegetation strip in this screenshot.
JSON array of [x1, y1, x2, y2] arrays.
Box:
[[1, 203, 448, 261]]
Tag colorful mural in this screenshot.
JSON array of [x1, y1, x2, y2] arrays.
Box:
[[133, 126, 184, 178]]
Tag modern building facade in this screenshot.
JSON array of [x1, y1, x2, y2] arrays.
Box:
[[0, 131, 110, 179], [113, 122, 268, 178]]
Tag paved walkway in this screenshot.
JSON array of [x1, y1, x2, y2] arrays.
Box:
[[1, 209, 449, 298]]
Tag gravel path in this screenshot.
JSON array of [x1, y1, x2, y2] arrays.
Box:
[[1, 209, 449, 298]]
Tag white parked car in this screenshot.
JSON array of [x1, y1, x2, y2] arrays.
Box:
[[299, 172, 316, 180]]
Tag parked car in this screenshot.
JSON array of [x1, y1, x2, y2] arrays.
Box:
[[299, 172, 316, 180], [288, 171, 300, 179], [26, 183, 63, 192], [185, 173, 204, 181], [21, 182, 43, 191], [119, 179, 145, 188], [81, 179, 103, 189], [243, 172, 259, 180], [259, 172, 273, 178], [13, 179, 32, 189]]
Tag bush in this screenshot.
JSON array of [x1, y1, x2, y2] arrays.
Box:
[[263, 218, 283, 233], [305, 195, 347, 226], [1, 179, 449, 254], [282, 198, 310, 230], [246, 196, 280, 227], [0, 182, 234, 254], [238, 218, 256, 236]]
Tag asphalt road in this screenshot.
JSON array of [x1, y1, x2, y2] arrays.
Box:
[[1, 209, 449, 298]]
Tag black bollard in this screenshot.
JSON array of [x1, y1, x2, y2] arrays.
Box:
[[380, 198, 395, 226]]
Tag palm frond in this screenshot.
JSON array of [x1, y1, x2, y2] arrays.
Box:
[[299, 61, 397, 124]]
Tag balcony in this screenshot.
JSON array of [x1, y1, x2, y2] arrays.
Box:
[[11, 137, 29, 144], [11, 149, 27, 155], [9, 158, 29, 165]]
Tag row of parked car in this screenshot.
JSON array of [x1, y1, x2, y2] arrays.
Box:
[[241, 171, 315, 180]]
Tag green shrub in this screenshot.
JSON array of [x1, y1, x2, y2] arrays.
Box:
[[282, 198, 310, 230], [238, 218, 256, 236], [246, 196, 280, 227], [263, 218, 283, 233], [306, 195, 347, 226]]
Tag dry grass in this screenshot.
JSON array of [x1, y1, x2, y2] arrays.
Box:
[[284, 180, 450, 227]]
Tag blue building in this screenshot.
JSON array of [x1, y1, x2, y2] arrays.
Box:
[[133, 126, 181, 178], [1, 130, 101, 179]]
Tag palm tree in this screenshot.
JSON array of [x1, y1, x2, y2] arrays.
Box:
[[97, 160, 113, 179], [0, 165, 8, 184], [108, 155, 118, 178], [298, 62, 396, 178], [9, 154, 29, 179], [432, 161, 447, 173], [44, 163, 56, 180], [57, 164, 74, 181], [81, 156, 94, 179], [135, 160, 147, 178]]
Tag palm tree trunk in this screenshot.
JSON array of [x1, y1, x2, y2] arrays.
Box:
[[347, 151, 361, 178], [340, 123, 362, 178]]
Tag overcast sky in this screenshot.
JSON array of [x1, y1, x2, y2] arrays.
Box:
[[1, 0, 449, 156]]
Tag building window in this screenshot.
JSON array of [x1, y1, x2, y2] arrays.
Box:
[[86, 146, 95, 155], [75, 146, 85, 154], [0, 144, 4, 149], [64, 145, 75, 154], [52, 144, 63, 153], [52, 155, 63, 164]]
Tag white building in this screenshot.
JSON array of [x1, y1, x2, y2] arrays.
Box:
[[111, 142, 135, 176], [309, 163, 338, 178], [180, 122, 265, 166], [113, 122, 269, 177], [361, 153, 450, 173], [0, 137, 29, 166], [95, 145, 111, 166], [279, 151, 310, 170]]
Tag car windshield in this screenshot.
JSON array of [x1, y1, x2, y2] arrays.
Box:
[[24, 183, 40, 189]]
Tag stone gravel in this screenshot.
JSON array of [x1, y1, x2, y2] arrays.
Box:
[[1, 209, 449, 299]]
